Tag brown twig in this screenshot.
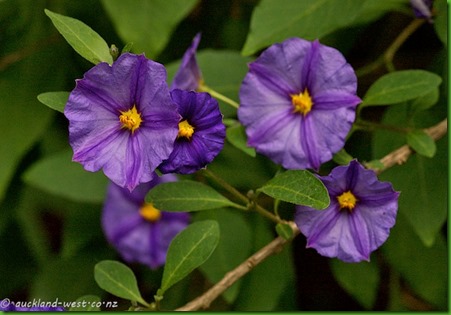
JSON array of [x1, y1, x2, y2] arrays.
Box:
[[175, 119, 447, 311], [376, 118, 447, 174], [176, 222, 300, 311]]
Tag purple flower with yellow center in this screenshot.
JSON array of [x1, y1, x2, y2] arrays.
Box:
[[410, 0, 434, 22], [65, 53, 180, 191], [102, 174, 190, 269], [159, 89, 226, 174], [295, 160, 399, 263], [238, 38, 361, 170], [171, 33, 203, 91]]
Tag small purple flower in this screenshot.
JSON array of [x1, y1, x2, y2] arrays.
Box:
[[102, 174, 190, 269], [295, 160, 399, 263], [65, 53, 180, 191], [159, 89, 226, 174], [410, 0, 434, 22], [238, 38, 361, 170], [171, 33, 203, 91]]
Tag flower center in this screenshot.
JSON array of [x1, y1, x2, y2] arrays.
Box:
[[291, 89, 313, 115], [337, 191, 358, 211], [139, 203, 161, 222], [119, 105, 142, 133], [178, 120, 195, 139]]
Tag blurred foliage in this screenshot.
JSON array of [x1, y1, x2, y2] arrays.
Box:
[[0, 0, 447, 311]]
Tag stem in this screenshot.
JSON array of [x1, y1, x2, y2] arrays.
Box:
[[373, 118, 447, 174], [202, 168, 248, 205], [354, 120, 412, 134], [177, 120, 447, 311], [202, 169, 283, 224], [176, 222, 300, 311], [198, 83, 240, 109], [356, 19, 425, 77]]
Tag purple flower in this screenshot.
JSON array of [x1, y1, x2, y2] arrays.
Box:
[[238, 38, 361, 170], [65, 53, 180, 191], [410, 0, 434, 22], [295, 160, 399, 263], [171, 33, 203, 91], [102, 174, 190, 269], [159, 89, 226, 174]]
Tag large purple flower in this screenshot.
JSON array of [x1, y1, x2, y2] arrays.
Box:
[[102, 174, 190, 269], [65, 53, 180, 191], [159, 89, 225, 174], [171, 33, 203, 91], [238, 38, 361, 170], [295, 160, 399, 263]]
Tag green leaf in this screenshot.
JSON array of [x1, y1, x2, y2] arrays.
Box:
[[69, 295, 101, 311], [94, 260, 149, 306], [258, 170, 329, 209], [409, 88, 440, 112], [362, 70, 442, 106], [226, 122, 256, 157], [197, 209, 253, 303], [44, 9, 112, 65], [372, 105, 447, 246], [37, 91, 69, 113], [275, 223, 294, 240], [30, 253, 106, 302], [101, 0, 198, 58], [406, 129, 436, 158], [22, 150, 108, 204], [382, 215, 448, 308], [146, 180, 238, 211], [234, 214, 294, 311], [433, 0, 447, 46], [160, 220, 220, 295], [330, 260, 380, 309], [0, 1, 68, 204], [242, 0, 365, 56]]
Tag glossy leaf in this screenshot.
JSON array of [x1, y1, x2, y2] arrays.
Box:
[[362, 70, 442, 106], [160, 220, 220, 295], [94, 260, 149, 306], [44, 9, 112, 65], [241, 0, 406, 56], [101, 0, 198, 58], [330, 260, 380, 309], [409, 88, 439, 112], [69, 295, 101, 311], [258, 170, 329, 209], [226, 122, 256, 157], [146, 180, 238, 211], [37, 91, 69, 113], [242, 0, 364, 56], [406, 129, 436, 158], [197, 209, 253, 303], [22, 150, 108, 204]]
